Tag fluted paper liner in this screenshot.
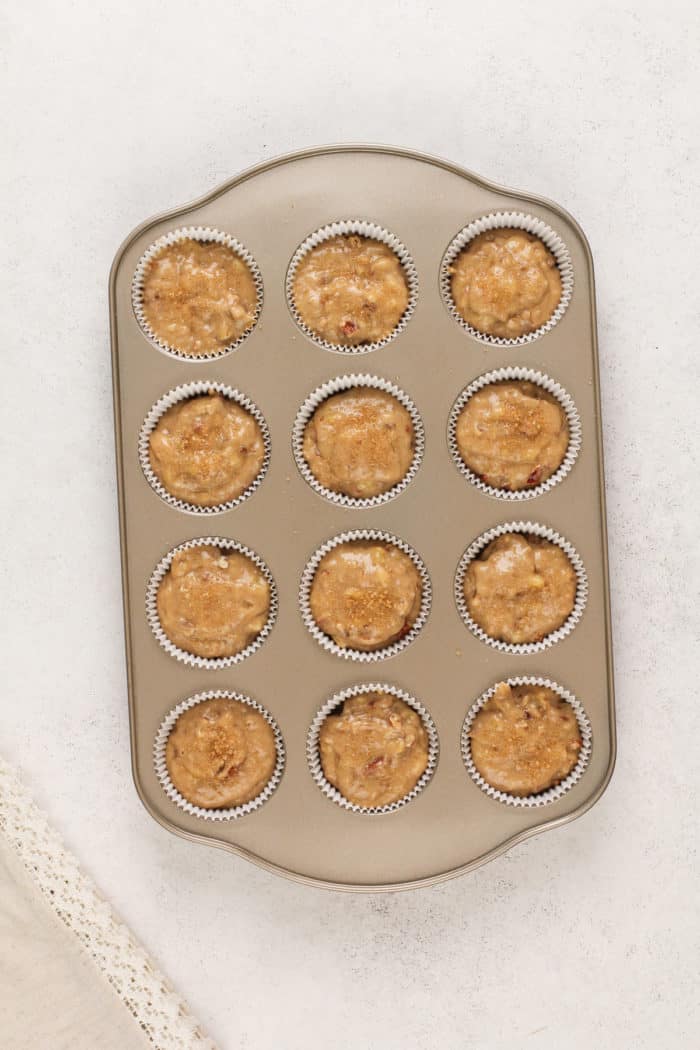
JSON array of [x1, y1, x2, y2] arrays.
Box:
[[440, 212, 574, 346], [154, 690, 285, 821], [146, 536, 277, 669], [307, 682, 439, 815], [292, 374, 424, 508], [461, 675, 592, 808], [132, 226, 263, 361], [286, 220, 418, 354], [139, 381, 271, 515], [454, 521, 588, 654], [447, 367, 581, 501], [299, 529, 431, 662]]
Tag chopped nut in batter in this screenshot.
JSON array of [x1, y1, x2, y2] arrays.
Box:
[[157, 545, 270, 659], [449, 229, 561, 339], [303, 388, 414, 499], [149, 392, 265, 506], [455, 381, 568, 490], [292, 234, 409, 346], [464, 533, 576, 645], [141, 238, 258, 356], [309, 541, 422, 651], [166, 697, 276, 808], [470, 682, 581, 796], [319, 692, 429, 807]]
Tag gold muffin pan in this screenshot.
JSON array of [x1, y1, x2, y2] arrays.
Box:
[[109, 144, 615, 891]]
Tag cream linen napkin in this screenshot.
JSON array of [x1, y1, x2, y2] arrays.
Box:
[[0, 758, 217, 1050]]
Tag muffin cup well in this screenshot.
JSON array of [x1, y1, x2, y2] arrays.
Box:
[[461, 675, 592, 808], [447, 367, 581, 501], [299, 529, 431, 662], [146, 536, 277, 669], [292, 374, 424, 508], [307, 682, 439, 815], [454, 521, 588, 655], [440, 212, 574, 347], [139, 381, 271, 515], [285, 220, 418, 354], [154, 690, 285, 821], [131, 226, 263, 361]]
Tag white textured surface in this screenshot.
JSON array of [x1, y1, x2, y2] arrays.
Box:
[[3, 2, 699, 1048]]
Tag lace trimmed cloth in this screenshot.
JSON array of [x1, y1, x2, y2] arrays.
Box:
[[0, 757, 217, 1050]]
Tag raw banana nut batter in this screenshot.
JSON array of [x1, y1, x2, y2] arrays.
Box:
[[449, 229, 562, 339], [292, 234, 409, 346], [166, 697, 276, 809], [455, 380, 569, 490], [319, 692, 429, 807], [309, 541, 422, 651], [141, 238, 258, 356], [302, 387, 415, 499], [157, 545, 270, 659], [464, 533, 576, 645], [470, 682, 582, 796], [149, 392, 265, 507]]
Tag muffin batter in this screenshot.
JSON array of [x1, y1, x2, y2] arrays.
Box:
[[464, 533, 576, 645], [319, 692, 429, 807], [302, 388, 415, 499], [309, 541, 422, 651], [292, 234, 409, 346], [455, 381, 569, 490], [149, 392, 265, 506], [166, 697, 277, 808], [157, 545, 270, 658], [141, 238, 258, 356], [470, 682, 582, 796], [449, 229, 562, 339]]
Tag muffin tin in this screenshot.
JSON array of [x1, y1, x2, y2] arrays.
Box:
[[109, 144, 615, 891]]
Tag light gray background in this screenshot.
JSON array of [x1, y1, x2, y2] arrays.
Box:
[[2, 1, 698, 1048]]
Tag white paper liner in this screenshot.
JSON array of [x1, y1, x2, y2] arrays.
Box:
[[285, 220, 418, 354], [139, 382, 271, 515], [299, 529, 431, 662], [132, 226, 263, 361], [306, 682, 439, 815], [461, 675, 592, 808], [454, 521, 588, 655], [146, 536, 277, 669], [440, 212, 574, 346], [447, 367, 581, 501], [292, 374, 424, 508], [154, 690, 285, 821]]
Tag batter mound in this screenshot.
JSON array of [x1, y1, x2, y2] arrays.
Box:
[[464, 533, 576, 645], [166, 697, 277, 808], [470, 682, 582, 796], [319, 692, 429, 807], [157, 545, 270, 659], [449, 229, 562, 339], [141, 238, 258, 356], [149, 392, 265, 506], [302, 388, 414, 499], [455, 380, 569, 490], [292, 234, 409, 346], [309, 541, 422, 651]]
